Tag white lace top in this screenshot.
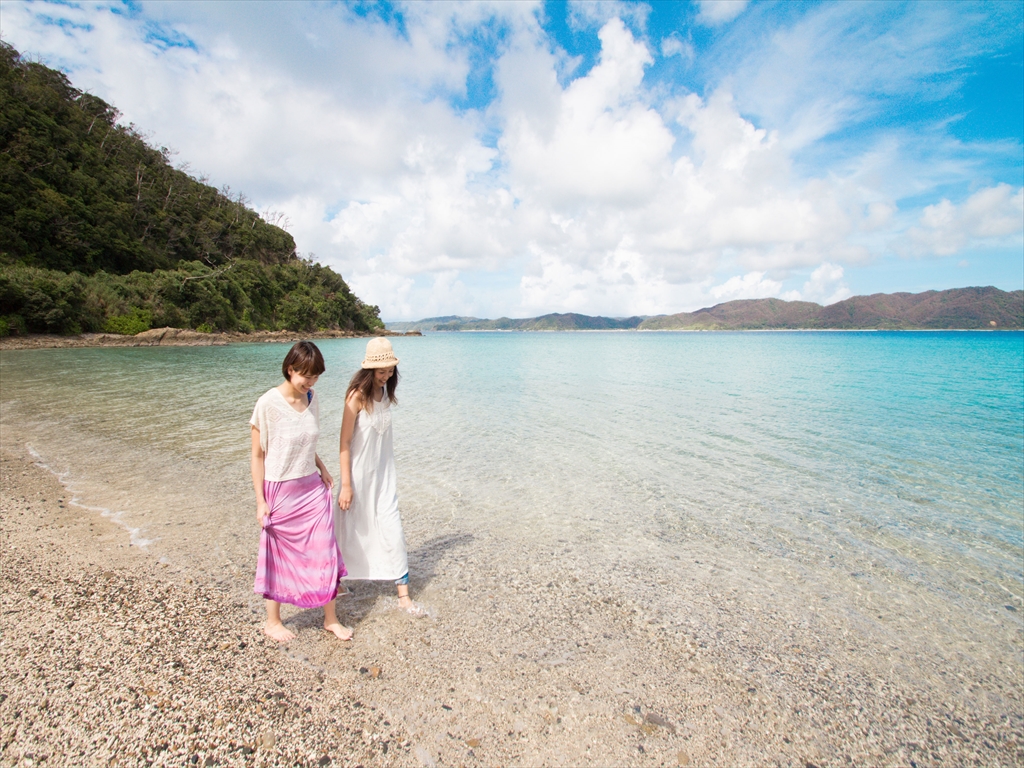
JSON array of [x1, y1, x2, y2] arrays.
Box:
[[249, 388, 320, 482]]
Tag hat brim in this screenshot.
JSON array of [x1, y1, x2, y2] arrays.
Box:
[[362, 358, 399, 369]]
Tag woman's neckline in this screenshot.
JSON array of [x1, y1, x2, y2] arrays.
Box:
[[274, 386, 310, 414]]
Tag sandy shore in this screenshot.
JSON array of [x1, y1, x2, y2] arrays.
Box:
[[0, 449, 411, 767], [2, 433, 1021, 767], [0, 327, 420, 351]]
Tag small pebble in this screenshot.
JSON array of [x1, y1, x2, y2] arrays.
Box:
[[644, 711, 677, 734]]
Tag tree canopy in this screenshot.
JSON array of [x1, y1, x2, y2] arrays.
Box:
[[0, 42, 381, 335]]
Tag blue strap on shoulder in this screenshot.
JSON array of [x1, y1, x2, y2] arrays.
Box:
[[307, 390, 313, 405]]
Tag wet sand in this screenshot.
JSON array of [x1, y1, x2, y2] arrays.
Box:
[[1, 437, 1021, 767]]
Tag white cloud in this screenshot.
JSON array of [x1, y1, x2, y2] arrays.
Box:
[[491, 20, 883, 315], [905, 184, 1024, 256], [661, 33, 695, 62], [718, 1, 1022, 164], [797, 262, 852, 305], [707, 262, 850, 306], [710, 271, 783, 301], [695, 1, 749, 27], [422, 270, 471, 319], [1, 2, 1018, 320], [567, 0, 651, 33], [501, 19, 671, 207], [0, 1, 478, 202]]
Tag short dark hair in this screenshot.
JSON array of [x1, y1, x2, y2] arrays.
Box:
[[282, 341, 326, 379]]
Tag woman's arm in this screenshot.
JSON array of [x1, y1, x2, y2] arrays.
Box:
[[251, 426, 270, 526], [337, 391, 361, 510]]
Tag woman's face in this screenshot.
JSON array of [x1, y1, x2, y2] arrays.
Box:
[[374, 366, 394, 387], [287, 367, 319, 395]]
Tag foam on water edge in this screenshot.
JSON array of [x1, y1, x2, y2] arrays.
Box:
[[26, 443, 155, 549]]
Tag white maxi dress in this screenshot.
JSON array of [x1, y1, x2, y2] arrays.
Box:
[[337, 391, 409, 580]]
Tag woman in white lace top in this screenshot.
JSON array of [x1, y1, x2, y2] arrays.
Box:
[[250, 341, 352, 642], [337, 338, 420, 614]]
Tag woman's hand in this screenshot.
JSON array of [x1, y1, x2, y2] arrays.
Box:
[[256, 499, 271, 527], [314, 454, 334, 489], [338, 484, 352, 511]]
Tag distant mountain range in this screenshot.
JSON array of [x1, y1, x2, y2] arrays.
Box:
[[386, 313, 645, 331], [386, 287, 1023, 332]]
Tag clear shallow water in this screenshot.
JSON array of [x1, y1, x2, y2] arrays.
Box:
[[2, 331, 1022, 651]]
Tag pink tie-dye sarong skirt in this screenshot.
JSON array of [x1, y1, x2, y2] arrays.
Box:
[[254, 471, 346, 608]]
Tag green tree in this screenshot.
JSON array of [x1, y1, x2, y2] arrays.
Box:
[[0, 41, 382, 335]]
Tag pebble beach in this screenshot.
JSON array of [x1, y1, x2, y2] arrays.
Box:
[[0, 449, 406, 767]]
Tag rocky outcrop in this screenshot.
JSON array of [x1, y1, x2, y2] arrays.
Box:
[[0, 327, 418, 350]]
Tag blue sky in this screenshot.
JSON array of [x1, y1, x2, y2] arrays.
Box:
[[2, 0, 1021, 319]]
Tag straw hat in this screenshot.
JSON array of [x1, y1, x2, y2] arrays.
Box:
[[362, 337, 400, 369]]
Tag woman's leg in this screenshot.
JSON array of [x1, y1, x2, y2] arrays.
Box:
[[323, 598, 353, 640], [264, 599, 295, 642], [396, 573, 422, 614]]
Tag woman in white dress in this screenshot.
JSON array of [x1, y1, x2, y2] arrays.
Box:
[[336, 338, 419, 613]]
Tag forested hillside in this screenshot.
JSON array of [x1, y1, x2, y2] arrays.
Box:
[[639, 287, 1023, 330], [0, 42, 381, 335]]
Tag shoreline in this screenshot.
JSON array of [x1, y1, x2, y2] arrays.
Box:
[[0, 327, 422, 351], [388, 326, 1022, 334], [0, 446, 412, 766], [1, 327, 1018, 349], [3, 432, 1020, 766]]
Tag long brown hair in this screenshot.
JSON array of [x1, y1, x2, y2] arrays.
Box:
[[346, 367, 399, 412]]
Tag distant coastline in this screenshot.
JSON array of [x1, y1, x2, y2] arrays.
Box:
[[386, 286, 1023, 333], [4, 286, 1021, 350], [0, 326, 421, 351], [403, 327, 1022, 333]]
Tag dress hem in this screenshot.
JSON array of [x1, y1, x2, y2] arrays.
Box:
[[257, 586, 339, 609]]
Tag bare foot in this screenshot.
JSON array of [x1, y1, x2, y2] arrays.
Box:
[[264, 621, 295, 643], [398, 596, 425, 616], [324, 622, 353, 640]]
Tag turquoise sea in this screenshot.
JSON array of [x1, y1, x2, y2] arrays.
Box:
[[4, 332, 1021, 588], [1, 330, 1022, 763]]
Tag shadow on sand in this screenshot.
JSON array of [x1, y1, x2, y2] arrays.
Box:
[[285, 531, 474, 630]]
